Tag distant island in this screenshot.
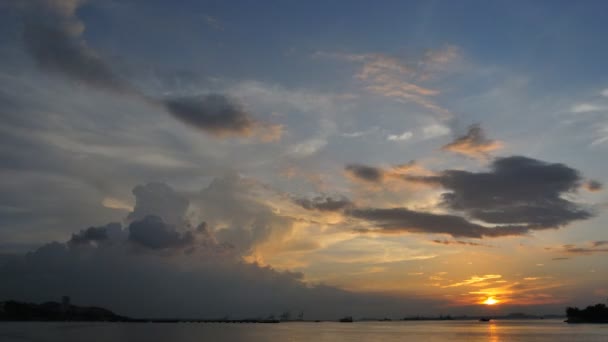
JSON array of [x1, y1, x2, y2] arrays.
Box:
[[1, 297, 576, 323], [0, 297, 128, 322], [0, 297, 279, 323], [566, 303, 608, 323]]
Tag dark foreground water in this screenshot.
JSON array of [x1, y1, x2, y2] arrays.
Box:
[[1, 319, 608, 341]]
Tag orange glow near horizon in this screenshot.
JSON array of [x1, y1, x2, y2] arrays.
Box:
[[482, 296, 499, 305]]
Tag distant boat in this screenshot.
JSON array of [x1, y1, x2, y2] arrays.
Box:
[[479, 318, 491, 322], [339, 316, 353, 323]]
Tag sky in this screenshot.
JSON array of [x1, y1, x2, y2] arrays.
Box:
[[1, 0, 608, 319]]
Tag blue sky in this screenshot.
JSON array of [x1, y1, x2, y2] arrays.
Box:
[[0, 0, 607, 317]]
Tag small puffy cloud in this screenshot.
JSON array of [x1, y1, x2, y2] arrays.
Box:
[[163, 94, 256, 136], [601, 88, 608, 97], [387, 131, 413, 141], [442, 124, 503, 159], [345, 164, 384, 183], [422, 124, 450, 139]]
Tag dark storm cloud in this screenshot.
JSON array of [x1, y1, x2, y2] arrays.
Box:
[[128, 215, 195, 250], [441, 124, 502, 158], [345, 164, 384, 182], [349, 207, 530, 238], [407, 156, 594, 228], [163, 94, 255, 135], [294, 195, 353, 212]]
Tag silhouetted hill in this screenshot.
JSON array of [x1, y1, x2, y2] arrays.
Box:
[[566, 303, 608, 323], [0, 300, 129, 322]]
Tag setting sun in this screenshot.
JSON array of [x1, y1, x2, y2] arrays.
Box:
[[483, 297, 499, 305]]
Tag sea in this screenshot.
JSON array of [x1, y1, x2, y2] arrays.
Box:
[[1, 319, 608, 341]]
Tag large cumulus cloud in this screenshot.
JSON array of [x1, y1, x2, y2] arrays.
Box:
[[127, 182, 189, 225], [0, 181, 439, 319]]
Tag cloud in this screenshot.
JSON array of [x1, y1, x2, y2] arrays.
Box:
[[441, 274, 502, 288], [411, 156, 594, 228], [571, 103, 604, 113], [345, 164, 384, 183], [431, 239, 487, 247], [349, 207, 530, 238], [164, 94, 256, 136], [316, 46, 460, 119], [15, 2, 280, 141], [128, 215, 196, 250], [602, 88, 608, 97], [127, 182, 189, 226], [422, 124, 451, 139], [203, 15, 223, 31], [69, 223, 123, 246], [347, 156, 596, 238], [190, 175, 297, 257], [0, 188, 441, 319], [556, 241, 608, 255], [294, 195, 353, 212], [441, 124, 503, 159], [387, 131, 413, 141], [20, 0, 131, 93], [584, 180, 603, 192]]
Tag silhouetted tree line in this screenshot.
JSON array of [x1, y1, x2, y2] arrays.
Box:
[[566, 303, 608, 323]]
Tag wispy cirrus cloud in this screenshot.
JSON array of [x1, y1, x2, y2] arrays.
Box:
[[552, 241, 608, 255], [441, 274, 502, 288], [315, 45, 460, 119]]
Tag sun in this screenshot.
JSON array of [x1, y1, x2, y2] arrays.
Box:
[[482, 296, 499, 305]]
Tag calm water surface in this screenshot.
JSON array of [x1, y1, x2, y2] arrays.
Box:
[[1, 319, 607, 341]]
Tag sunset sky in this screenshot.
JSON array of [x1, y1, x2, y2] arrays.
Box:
[[1, 0, 607, 319]]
